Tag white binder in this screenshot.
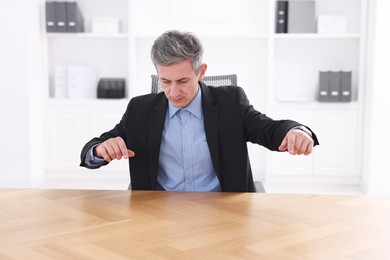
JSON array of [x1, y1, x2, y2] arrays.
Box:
[[54, 65, 68, 98], [67, 66, 98, 99]]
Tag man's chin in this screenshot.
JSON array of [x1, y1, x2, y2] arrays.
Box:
[[172, 103, 184, 108], [170, 100, 188, 108]]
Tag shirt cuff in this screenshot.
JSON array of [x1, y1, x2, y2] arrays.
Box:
[[85, 143, 106, 166], [290, 125, 312, 137]]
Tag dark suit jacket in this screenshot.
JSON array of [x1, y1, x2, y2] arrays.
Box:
[[80, 83, 319, 192]]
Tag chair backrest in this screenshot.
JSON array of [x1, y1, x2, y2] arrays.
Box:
[[151, 74, 237, 94]]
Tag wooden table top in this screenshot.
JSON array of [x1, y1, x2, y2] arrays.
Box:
[[0, 189, 390, 259]]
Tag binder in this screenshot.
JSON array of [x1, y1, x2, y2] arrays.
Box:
[[340, 71, 352, 102], [67, 66, 98, 99], [276, 1, 288, 33], [288, 0, 316, 33], [66, 2, 84, 33], [54, 66, 68, 98], [45, 2, 56, 32], [55, 2, 67, 32], [318, 71, 330, 102], [329, 71, 341, 102]]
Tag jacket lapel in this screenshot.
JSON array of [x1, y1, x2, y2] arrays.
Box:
[[148, 94, 168, 189], [200, 83, 221, 181]]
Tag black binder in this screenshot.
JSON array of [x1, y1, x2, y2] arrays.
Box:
[[276, 1, 288, 33], [45, 2, 56, 32], [340, 71, 352, 102], [318, 71, 330, 102], [97, 78, 126, 99], [55, 2, 67, 32], [66, 2, 84, 33], [329, 71, 341, 102]]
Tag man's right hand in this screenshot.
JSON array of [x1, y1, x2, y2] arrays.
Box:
[[94, 137, 135, 162]]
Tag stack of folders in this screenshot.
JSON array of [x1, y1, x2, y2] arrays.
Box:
[[318, 71, 352, 102], [46, 1, 84, 33], [276, 0, 316, 33]]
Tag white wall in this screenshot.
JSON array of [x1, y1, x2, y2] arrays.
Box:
[[362, 0, 390, 195], [0, 0, 45, 187]]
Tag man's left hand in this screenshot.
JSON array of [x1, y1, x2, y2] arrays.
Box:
[[278, 128, 314, 155]]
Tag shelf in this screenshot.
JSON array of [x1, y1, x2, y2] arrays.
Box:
[[273, 34, 361, 39], [134, 33, 360, 40], [47, 97, 130, 107], [46, 33, 128, 39], [134, 33, 269, 39], [270, 100, 361, 110], [201, 34, 269, 39]]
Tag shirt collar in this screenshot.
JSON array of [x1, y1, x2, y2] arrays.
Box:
[[168, 84, 203, 120]]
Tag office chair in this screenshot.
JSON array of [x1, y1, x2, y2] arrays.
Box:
[[148, 73, 266, 193], [151, 74, 238, 94]]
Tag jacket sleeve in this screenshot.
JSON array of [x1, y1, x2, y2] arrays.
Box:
[[235, 87, 319, 151], [79, 99, 133, 169]]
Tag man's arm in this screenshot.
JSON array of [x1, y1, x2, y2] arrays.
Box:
[[235, 86, 319, 153], [80, 99, 135, 169], [82, 138, 135, 168], [93, 137, 135, 162], [84, 143, 106, 167], [80, 138, 108, 169]]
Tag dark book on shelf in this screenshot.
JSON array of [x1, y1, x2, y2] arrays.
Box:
[[55, 2, 67, 32], [318, 71, 330, 102], [288, 0, 316, 33], [97, 78, 126, 99], [329, 71, 341, 102], [45, 2, 56, 32], [340, 71, 352, 102], [66, 2, 84, 33], [276, 1, 288, 33]]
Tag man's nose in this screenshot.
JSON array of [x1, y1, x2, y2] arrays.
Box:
[[170, 83, 180, 96]]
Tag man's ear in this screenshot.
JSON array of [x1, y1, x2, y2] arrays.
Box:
[[198, 63, 207, 81]]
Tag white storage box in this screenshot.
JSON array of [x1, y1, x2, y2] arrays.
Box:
[[317, 15, 347, 34], [92, 18, 120, 34]]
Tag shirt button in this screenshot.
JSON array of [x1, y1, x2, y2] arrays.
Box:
[[183, 125, 188, 129], [185, 146, 189, 150]]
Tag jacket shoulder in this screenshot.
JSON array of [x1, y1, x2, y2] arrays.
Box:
[[131, 92, 164, 103], [202, 84, 246, 104], [128, 92, 166, 109]]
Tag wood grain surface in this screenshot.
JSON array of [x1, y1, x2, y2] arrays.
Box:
[[1, 189, 390, 259]]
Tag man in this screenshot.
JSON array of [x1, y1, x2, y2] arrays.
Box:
[[80, 30, 319, 192]]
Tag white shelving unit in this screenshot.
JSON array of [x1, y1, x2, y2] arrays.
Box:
[[43, 0, 132, 182], [42, 0, 369, 188], [265, 0, 367, 186]]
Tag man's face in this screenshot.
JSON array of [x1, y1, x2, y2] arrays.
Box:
[[157, 60, 206, 108]]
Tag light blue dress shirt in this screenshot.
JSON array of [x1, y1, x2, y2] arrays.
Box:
[[157, 86, 221, 192], [87, 85, 221, 192]]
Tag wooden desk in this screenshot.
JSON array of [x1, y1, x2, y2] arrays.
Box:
[[1, 189, 390, 259]]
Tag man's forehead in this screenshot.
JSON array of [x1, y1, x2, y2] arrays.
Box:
[[156, 61, 196, 80]]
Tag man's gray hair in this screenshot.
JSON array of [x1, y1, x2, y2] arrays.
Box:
[[151, 30, 204, 75]]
